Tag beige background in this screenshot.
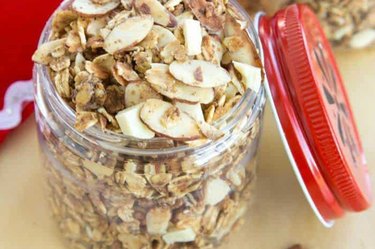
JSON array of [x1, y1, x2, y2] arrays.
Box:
[[1, 49, 375, 249]]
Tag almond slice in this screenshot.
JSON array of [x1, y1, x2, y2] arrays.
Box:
[[115, 103, 155, 139], [135, 0, 177, 28], [169, 60, 231, 88], [145, 65, 214, 104], [183, 19, 202, 56], [162, 228, 196, 244], [125, 81, 162, 107], [32, 38, 67, 65], [72, 0, 120, 17], [140, 99, 202, 141], [224, 13, 261, 66], [103, 15, 154, 54], [233, 61, 262, 93], [175, 102, 204, 122], [152, 25, 177, 48]]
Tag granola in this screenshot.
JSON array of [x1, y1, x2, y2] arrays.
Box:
[[33, 0, 264, 248], [33, 0, 263, 143]]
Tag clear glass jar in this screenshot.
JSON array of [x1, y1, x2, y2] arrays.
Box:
[[33, 0, 266, 248]]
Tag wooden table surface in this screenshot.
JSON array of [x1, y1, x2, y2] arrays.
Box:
[[1, 49, 375, 249]]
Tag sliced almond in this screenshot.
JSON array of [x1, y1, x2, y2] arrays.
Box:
[[224, 13, 261, 66], [233, 61, 262, 93], [125, 81, 162, 107], [103, 15, 154, 54], [135, 0, 177, 28], [169, 60, 231, 88], [115, 103, 156, 139], [32, 38, 67, 65], [162, 228, 196, 244], [183, 19, 202, 56], [145, 65, 214, 104], [152, 25, 177, 48], [175, 102, 204, 122], [205, 178, 231, 205], [72, 0, 120, 17], [140, 99, 202, 141]]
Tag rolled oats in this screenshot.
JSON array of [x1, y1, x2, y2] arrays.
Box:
[[33, 0, 264, 248]]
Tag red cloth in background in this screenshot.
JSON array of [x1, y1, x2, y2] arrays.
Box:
[[0, 0, 61, 144]]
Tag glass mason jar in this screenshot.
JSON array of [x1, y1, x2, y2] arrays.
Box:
[[33, 0, 266, 248]]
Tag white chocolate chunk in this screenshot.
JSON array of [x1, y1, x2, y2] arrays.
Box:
[[115, 103, 155, 139], [175, 102, 204, 122], [183, 19, 202, 56], [205, 178, 231, 205], [162, 228, 196, 244], [104, 15, 154, 54], [232, 61, 262, 93]]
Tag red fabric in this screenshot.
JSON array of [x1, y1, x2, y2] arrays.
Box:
[[0, 0, 61, 144]]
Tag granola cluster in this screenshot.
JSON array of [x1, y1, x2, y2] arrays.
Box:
[[33, 0, 263, 144]]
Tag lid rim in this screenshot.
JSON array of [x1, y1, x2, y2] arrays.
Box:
[[282, 5, 371, 211], [258, 3, 372, 221], [258, 13, 345, 222]]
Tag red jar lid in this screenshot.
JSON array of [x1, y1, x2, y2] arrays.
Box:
[[257, 4, 372, 225]]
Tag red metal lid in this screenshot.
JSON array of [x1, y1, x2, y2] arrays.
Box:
[[258, 4, 372, 224]]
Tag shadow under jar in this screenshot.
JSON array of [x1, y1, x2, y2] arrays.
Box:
[[33, 0, 266, 248]]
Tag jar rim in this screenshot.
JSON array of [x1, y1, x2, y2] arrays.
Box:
[[34, 0, 266, 156]]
